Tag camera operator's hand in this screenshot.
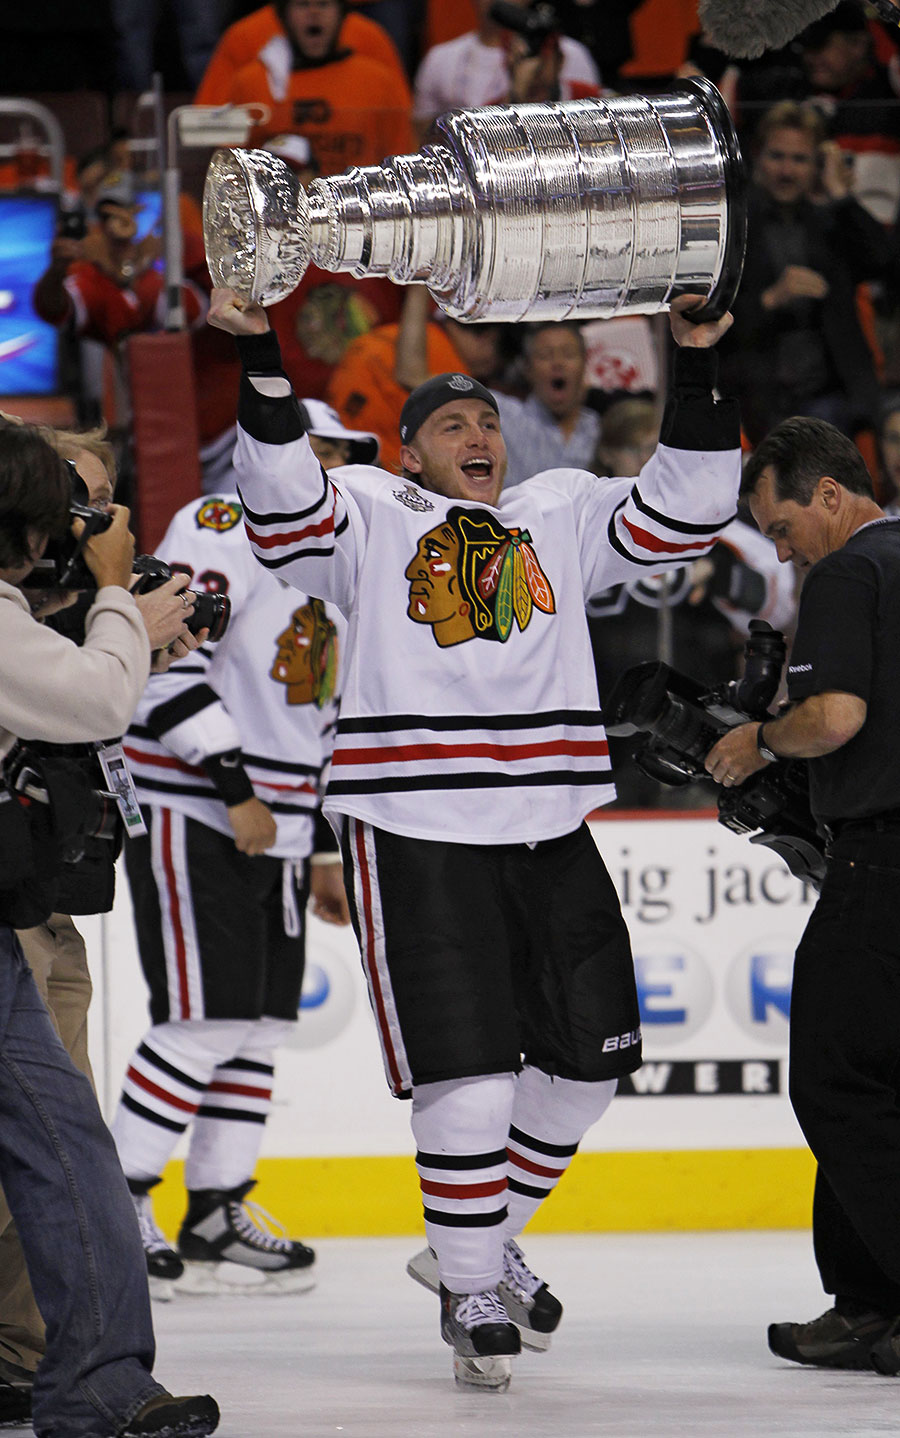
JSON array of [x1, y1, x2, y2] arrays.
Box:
[[151, 627, 209, 673], [227, 795, 277, 855], [310, 859, 351, 926], [705, 722, 768, 788], [132, 572, 197, 651], [74, 504, 135, 591], [26, 589, 79, 619], [669, 293, 734, 347], [208, 287, 270, 337]]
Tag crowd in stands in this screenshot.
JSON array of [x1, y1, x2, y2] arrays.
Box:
[[5, 0, 900, 811]]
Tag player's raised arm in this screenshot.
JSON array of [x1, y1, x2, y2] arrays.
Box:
[[209, 286, 363, 610]]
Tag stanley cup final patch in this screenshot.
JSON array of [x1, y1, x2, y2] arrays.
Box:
[[392, 482, 434, 513]]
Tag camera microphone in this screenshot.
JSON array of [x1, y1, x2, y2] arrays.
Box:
[[698, 0, 899, 59]]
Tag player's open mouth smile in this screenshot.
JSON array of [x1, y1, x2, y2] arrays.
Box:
[[460, 458, 493, 483]]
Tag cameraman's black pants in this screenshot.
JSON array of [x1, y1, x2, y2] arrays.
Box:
[[789, 827, 900, 1314]]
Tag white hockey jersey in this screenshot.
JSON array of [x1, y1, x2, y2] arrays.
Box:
[[123, 494, 341, 860], [234, 342, 742, 846], [586, 515, 797, 638]]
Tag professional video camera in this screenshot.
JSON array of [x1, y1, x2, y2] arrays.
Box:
[[603, 620, 827, 889], [22, 463, 230, 641], [489, 0, 559, 55]]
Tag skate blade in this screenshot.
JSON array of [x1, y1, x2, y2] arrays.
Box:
[[518, 1328, 552, 1352], [453, 1354, 512, 1392], [406, 1247, 438, 1293], [177, 1261, 316, 1297]]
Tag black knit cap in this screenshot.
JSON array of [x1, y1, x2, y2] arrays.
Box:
[[399, 373, 499, 446]]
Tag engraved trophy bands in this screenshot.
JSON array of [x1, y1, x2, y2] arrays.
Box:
[[203, 77, 745, 324]]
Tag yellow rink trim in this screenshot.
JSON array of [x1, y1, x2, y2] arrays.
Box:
[[154, 1147, 816, 1239]]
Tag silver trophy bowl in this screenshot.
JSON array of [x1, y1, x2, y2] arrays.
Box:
[[203, 77, 744, 323]]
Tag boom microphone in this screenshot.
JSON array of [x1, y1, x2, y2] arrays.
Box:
[[697, 0, 899, 59]]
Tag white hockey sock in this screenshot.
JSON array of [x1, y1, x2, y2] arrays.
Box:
[[411, 1072, 516, 1295], [505, 1066, 616, 1237], [184, 1018, 293, 1192], [112, 1018, 255, 1183]]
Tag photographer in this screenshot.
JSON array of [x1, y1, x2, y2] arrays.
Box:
[[412, 0, 600, 139], [0, 423, 204, 1421], [0, 423, 219, 1437], [33, 182, 204, 350], [704, 417, 900, 1376]]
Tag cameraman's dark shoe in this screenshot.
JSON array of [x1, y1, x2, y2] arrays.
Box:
[[0, 1373, 32, 1427], [118, 1392, 219, 1437], [869, 1318, 900, 1374], [768, 1305, 894, 1369]]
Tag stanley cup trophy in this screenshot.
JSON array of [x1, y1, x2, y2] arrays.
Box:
[[203, 77, 745, 324]]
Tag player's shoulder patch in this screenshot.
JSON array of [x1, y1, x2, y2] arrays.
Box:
[[195, 498, 242, 532]]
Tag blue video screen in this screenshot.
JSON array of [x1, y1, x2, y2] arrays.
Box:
[[0, 193, 59, 396]]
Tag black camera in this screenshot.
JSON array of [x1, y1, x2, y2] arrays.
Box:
[[58, 208, 87, 241], [130, 554, 230, 642], [603, 620, 826, 889], [489, 0, 559, 55], [22, 465, 230, 642]]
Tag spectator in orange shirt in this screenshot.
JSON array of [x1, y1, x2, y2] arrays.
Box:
[[195, 1, 411, 105], [223, 0, 415, 173]]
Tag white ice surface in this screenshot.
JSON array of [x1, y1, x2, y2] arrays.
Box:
[[147, 1232, 900, 1437]]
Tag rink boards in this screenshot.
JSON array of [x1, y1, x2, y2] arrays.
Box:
[[82, 812, 817, 1237]]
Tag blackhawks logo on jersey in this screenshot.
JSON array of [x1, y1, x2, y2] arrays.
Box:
[[196, 500, 242, 532], [270, 598, 338, 708], [405, 507, 555, 648]]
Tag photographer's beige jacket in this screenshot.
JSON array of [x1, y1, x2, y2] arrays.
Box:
[[0, 581, 150, 759]]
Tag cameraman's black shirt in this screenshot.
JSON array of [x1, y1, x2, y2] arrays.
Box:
[[787, 516, 900, 822]]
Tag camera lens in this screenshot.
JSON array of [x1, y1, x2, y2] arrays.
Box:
[[189, 591, 230, 642]]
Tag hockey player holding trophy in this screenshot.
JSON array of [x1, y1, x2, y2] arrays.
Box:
[[203, 83, 745, 1390]]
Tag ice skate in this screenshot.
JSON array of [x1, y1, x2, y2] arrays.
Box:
[[768, 1305, 895, 1369], [408, 1239, 562, 1351], [440, 1285, 520, 1391], [497, 1238, 563, 1350], [177, 1180, 316, 1295], [129, 1181, 184, 1302]]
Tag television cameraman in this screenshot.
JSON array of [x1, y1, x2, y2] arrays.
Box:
[[0, 422, 219, 1437], [703, 416, 900, 1377]]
